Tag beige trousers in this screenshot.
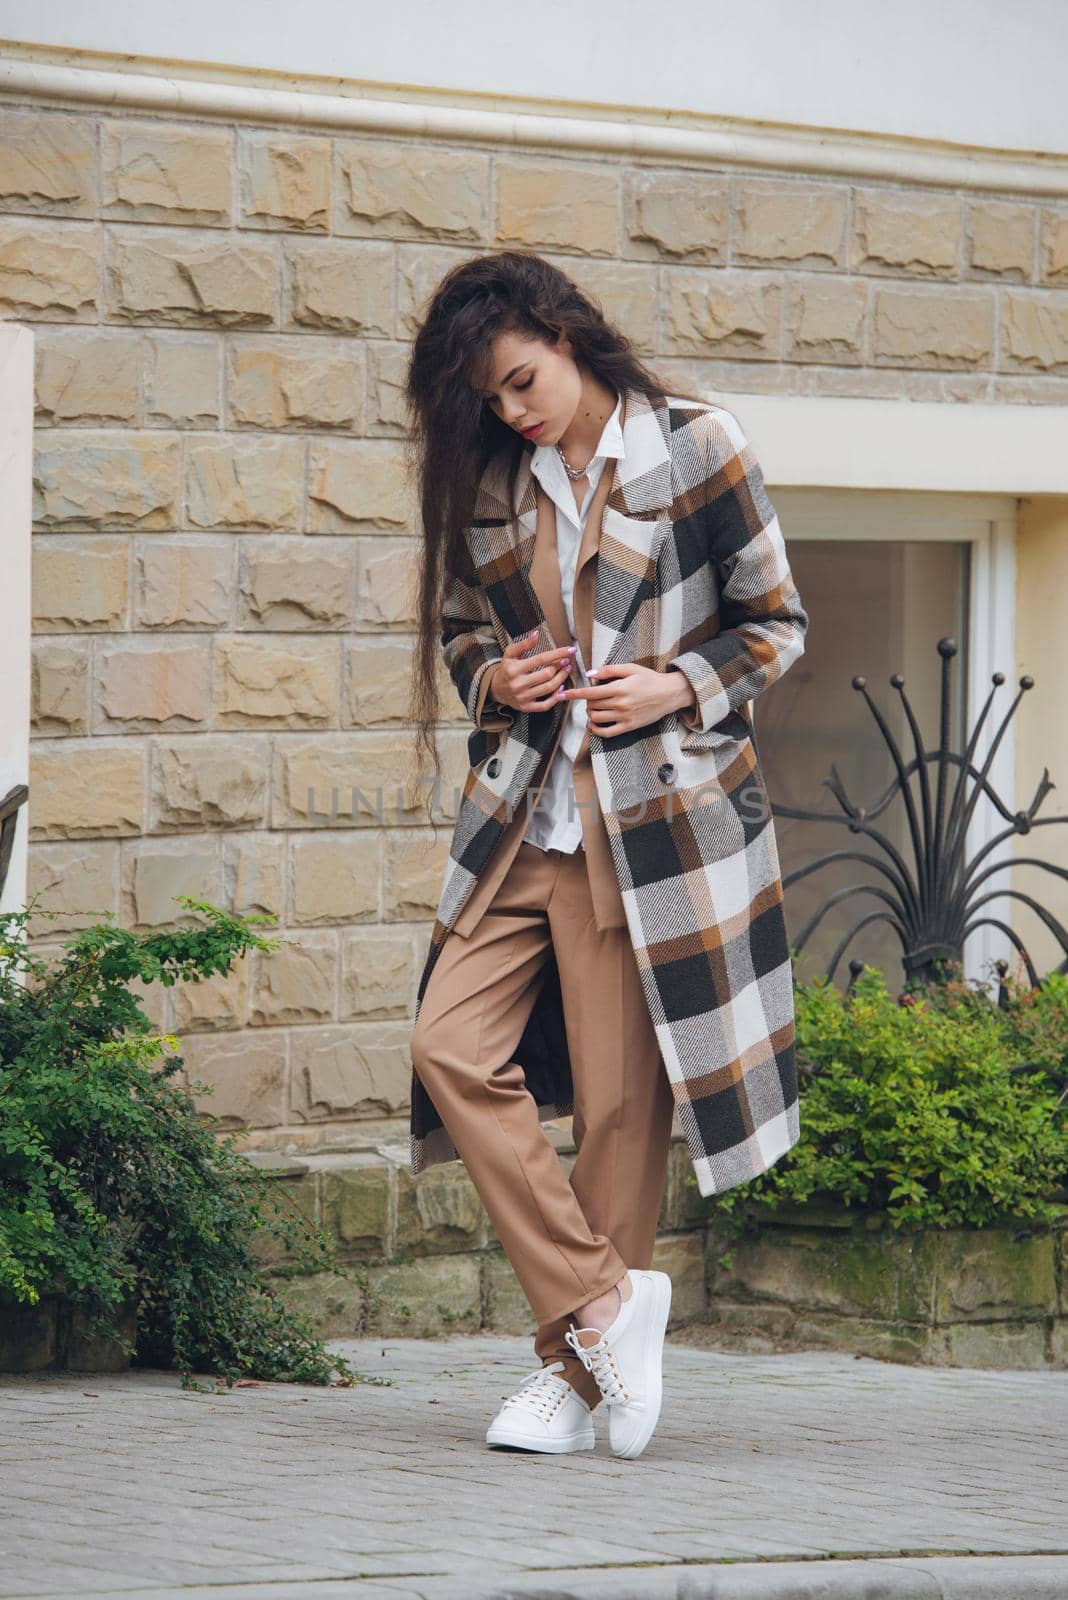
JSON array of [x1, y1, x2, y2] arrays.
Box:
[[410, 836, 676, 1409]]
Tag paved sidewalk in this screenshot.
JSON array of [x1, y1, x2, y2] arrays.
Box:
[[1, 1333, 1066, 1599]]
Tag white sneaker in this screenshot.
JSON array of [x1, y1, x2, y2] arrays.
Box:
[[564, 1268, 672, 1459], [485, 1360, 596, 1453]]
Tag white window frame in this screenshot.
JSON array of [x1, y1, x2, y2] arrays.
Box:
[[767, 487, 1017, 989]]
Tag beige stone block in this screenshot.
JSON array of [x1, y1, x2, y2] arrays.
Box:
[[125, 965, 169, 1035], [307, 438, 409, 532], [357, 538, 418, 627], [991, 373, 1068, 403], [182, 1031, 288, 1128], [396, 243, 476, 339], [968, 201, 1035, 279], [651, 1232, 706, 1324], [735, 179, 848, 268], [366, 342, 408, 432], [238, 132, 331, 232], [0, 219, 99, 320], [482, 1250, 535, 1334], [784, 277, 867, 364], [335, 140, 488, 241], [250, 932, 336, 1025], [107, 230, 279, 327], [184, 435, 303, 530], [872, 286, 995, 367], [625, 169, 728, 263], [124, 838, 220, 927], [292, 1023, 411, 1118], [228, 336, 364, 431], [223, 833, 285, 919], [1001, 290, 1068, 372], [35, 331, 141, 424], [318, 1156, 391, 1254], [853, 189, 961, 277], [1039, 208, 1068, 285], [171, 957, 250, 1033], [395, 1161, 485, 1256], [662, 269, 781, 358], [340, 931, 415, 1019], [364, 1251, 480, 1336], [33, 431, 179, 530], [24, 841, 118, 937], [96, 640, 211, 730], [32, 537, 129, 632], [31, 639, 90, 735], [268, 1267, 363, 1336], [344, 637, 415, 726], [286, 239, 394, 334], [145, 335, 221, 428], [0, 110, 97, 216], [214, 636, 338, 727], [290, 833, 381, 925], [383, 829, 452, 920], [495, 158, 619, 254], [546, 254, 659, 352], [134, 536, 232, 629], [239, 537, 354, 629], [101, 121, 232, 225], [28, 743, 143, 838], [151, 737, 269, 829], [273, 731, 420, 830]]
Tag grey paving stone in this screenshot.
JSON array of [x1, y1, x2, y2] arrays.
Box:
[[0, 1333, 1065, 1599]]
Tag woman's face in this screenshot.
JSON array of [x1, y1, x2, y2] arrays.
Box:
[[477, 330, 582, 446]]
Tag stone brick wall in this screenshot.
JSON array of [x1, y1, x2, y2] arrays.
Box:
[[5, 96, 1068, 1153]]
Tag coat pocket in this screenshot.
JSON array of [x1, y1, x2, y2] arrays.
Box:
[[678, 704, 753, 754], [467, 726, 501, 770]]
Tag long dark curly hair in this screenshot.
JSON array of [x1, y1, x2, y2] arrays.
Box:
[[403, 248, 702, 788]]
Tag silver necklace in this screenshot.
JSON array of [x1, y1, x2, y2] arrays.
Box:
[[556, 443, 593, 481]]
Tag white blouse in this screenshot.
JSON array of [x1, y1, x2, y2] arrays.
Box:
[[522, 394, 626, 854]]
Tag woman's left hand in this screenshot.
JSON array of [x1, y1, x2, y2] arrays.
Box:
[[560, 663, 696, 736]]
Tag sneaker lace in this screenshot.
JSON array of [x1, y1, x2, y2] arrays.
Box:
[[499, 1361, 574, 1423], [565, 1327, 631, 1404]]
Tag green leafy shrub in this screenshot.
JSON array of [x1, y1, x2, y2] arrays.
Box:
[[0, 896, 360, 1389], [715, 962, 1068, 1234]]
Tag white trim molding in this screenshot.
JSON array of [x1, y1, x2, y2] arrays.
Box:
[[2, 51, 1068, 199], [701, 393, 1068, 496], [0, 324, 33, 925]]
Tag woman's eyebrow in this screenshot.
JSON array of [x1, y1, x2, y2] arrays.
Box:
[[483, 363, 529, 397]]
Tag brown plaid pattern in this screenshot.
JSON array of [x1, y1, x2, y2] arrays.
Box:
[[410, 387, 809, 1197]]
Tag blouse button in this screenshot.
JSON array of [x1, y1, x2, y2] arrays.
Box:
[[486, 757, 502, 778], [657, 762, 676, 785]]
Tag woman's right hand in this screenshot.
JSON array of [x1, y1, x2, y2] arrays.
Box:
[[488, 631, 578, 713]]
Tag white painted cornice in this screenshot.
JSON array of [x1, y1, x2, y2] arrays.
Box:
[[703, 392, 1068, 495], [1, 50, 1067, 198]]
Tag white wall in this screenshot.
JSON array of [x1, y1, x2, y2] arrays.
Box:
[[0, 324, 32, 922], [1, 0, 1066, 157]]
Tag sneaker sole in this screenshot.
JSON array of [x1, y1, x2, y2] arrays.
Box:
[[612, 1270, 672, 1460], [486, 1426, 595, 1453]]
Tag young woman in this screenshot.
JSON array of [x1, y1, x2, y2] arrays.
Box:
[[404, 250, 808, 1459]]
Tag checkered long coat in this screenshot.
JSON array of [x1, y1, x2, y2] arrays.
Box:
[[409, 387, 809, 1197]]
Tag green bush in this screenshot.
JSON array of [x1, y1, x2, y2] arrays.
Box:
[[0, 896, 360, 1389], [715, 962, 1068, 1234]]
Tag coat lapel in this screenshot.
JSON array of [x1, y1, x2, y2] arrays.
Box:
[[485, 385, 675, 670]]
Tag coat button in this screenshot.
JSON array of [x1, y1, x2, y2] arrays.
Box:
[[486, 757, 502, 778], [658, 761, 676, 785]]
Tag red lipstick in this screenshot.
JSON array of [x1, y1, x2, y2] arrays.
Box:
[[520, 423, 543, 439]]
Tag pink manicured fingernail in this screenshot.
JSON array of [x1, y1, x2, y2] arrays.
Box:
[[554, 688, 566, 700]]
